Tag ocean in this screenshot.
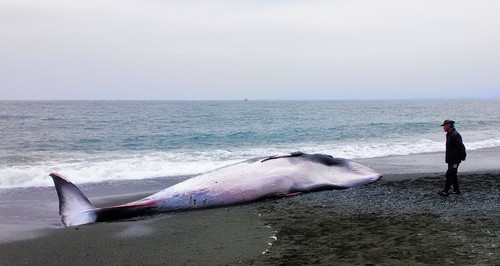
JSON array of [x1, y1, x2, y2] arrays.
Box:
[[1, 99, 500, 189]]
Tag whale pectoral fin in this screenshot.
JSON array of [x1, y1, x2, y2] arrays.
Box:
[[285, 192, 302, 197], [50, 173, 97, 227], [290, 182, 346, 193]]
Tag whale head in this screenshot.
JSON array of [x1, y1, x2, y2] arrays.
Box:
[[297, 153, 383, 188]]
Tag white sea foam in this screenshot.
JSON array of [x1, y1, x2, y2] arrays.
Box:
[[0, 138, 498, 188], [0, 151, 240, 188]]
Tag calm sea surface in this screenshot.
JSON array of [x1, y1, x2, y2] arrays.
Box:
[[1, 100, 499, 188]]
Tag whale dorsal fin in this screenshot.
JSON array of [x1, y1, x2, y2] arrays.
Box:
[[261, 151, 304, 163]]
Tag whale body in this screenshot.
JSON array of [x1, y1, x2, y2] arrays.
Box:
[[50, 152, 382, 227]]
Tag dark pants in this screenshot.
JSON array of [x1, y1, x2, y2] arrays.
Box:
[[444, 163, 460, 192]]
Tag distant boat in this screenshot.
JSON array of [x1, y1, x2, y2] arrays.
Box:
[[243, 98, 248, 101]]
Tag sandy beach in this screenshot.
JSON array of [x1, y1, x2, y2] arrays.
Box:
[[0, 169, 498, 265]]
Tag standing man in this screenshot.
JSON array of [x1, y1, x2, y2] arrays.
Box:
[[438, 120, 467, 197]]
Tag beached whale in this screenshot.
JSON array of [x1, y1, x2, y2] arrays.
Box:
[[50, 152, 382, 227]]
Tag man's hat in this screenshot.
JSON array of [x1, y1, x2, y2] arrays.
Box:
[[441, 119, 455, 126]]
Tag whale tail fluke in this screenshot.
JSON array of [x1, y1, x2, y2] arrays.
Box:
[[50, 173, 97, 227]]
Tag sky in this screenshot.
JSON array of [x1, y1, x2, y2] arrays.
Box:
[[1, 0, 499, 100]]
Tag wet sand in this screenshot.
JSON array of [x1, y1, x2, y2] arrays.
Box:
[[0, 171, 498, 265]]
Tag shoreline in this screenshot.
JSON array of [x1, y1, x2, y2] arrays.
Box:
[[357, 146, 500, 178], [0, 171, 498, 265]]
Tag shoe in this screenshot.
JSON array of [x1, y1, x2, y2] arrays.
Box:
[[450, 190, 461, 195], [437, 191, 449, 197]]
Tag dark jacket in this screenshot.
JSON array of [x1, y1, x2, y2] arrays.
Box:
[[445, 129, 467, 164]]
